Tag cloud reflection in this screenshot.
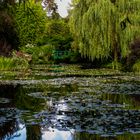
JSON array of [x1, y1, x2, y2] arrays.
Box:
[[42, 128, 73, 140]]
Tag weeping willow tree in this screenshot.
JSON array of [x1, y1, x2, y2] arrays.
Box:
[[70, 0, 140, 68]]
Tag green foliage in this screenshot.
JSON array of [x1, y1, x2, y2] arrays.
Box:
[[14, 1, 47, 47], [12, 51, 30, 69], [44, 19, 73, 50], [70, 0, 140, 68], [105, 61, 123, 70], [0, 57, 15, 70], [34, 18, 75, 63], [20, 44, 54, 64], [132, 59, 140, 73], [0, 55, 29, 71]]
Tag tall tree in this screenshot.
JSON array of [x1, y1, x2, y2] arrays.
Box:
[[14, 0, 47, 46], [0, 0, 57, 55], [70, 0, 140, 68]]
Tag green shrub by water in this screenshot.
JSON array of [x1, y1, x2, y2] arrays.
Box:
[[20, 44, 54, 64], [0, 57, 15, 70], [132, 60, 140, 73], [0, 54, 29, 71], [104, 61, 123, 70]]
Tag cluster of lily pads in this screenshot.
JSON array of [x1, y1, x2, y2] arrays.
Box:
[[22, 76, 140, 136]]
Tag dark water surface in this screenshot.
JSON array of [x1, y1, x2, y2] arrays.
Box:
[[0, 65, 140, 140]]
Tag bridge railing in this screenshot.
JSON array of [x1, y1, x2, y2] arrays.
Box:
[[52, 50, 72, 60]]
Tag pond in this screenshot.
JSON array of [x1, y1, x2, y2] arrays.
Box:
[[0, 64, 140, 140]]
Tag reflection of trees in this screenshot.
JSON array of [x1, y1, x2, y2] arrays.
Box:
[[0, 119, 20, 139], [0, 84, 20, 139], [74, 133, 108, 140], [74, 132, 140, 140], [15, 86, 44, 111], [26, 125, 42, 140], [0, 84, 44, 139], [14, 86, 44, 140], [131, 94, 140, 108], [0, 84, 19, 99], [100, 93, 135, 108]]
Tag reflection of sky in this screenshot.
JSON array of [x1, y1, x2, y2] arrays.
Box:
[[8, 124, 26, 140], [10, 125, 74, 140], [43, 99, 73, 140], [42, 129, 73, 140], [55, 0, 72, 17]]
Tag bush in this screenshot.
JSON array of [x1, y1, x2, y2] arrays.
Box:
[[132, 60, 140, 73], [20, 44, 54, 64], [0, 54, 29, 71], [12, 51, 30, 69], [0, 57, 15, 70], [104, 61, 123, 70]]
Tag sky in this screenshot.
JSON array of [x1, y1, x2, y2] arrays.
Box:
[[55, 0, 72, 17]]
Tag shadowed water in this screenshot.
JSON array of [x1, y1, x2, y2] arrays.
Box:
[[0, 65, 140, 140]]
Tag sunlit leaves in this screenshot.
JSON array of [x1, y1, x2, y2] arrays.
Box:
[[14, 2, 47, 46], [70, 0, 140, 62]]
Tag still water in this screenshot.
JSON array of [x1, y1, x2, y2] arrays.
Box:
[[0, 65, 140, 140]]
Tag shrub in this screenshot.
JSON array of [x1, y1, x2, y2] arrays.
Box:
[[20, 44, 54, 64], [105, 61, 122, 70], [132, 60, 140, 73], [0, 57, 15, 70], [0, 54, 29, 71], [12, 51, 30, 69]]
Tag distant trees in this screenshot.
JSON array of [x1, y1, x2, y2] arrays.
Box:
[[44, 18, 73, 50], [70, 0, 140, 68]]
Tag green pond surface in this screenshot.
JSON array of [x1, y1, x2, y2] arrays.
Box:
[[0, 64, 140, 140]]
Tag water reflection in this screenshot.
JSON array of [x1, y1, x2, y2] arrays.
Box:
[[26, 125, 41, 140], [0, 84, 44, 140], [0, 119, 19, 139], [5, 124, 26, 140], [0, 75, 140, 139], [42, 129, 73, 140]]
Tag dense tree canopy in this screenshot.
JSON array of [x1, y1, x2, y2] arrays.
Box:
[[0, 0, 58, 55], [70, 0, 140, 66], [14, 1, 47, 46], [44, 18, 72, 50]]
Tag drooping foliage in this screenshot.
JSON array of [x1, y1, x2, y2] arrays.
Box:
[[70, 0, 140, 63]]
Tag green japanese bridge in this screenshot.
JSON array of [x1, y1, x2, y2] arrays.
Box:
[[52, 50, 72, 60]]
